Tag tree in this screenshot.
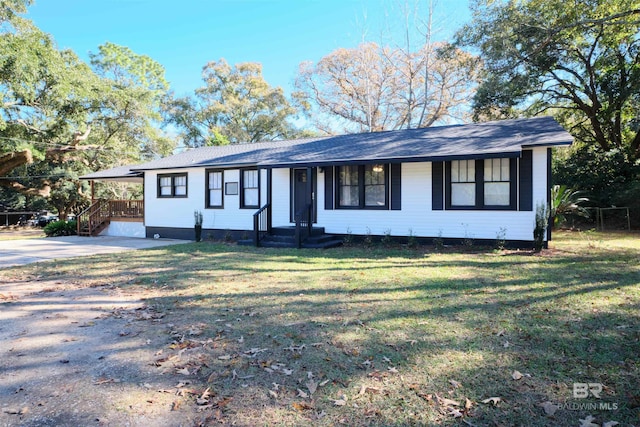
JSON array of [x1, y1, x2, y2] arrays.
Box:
[[0, 13, 174, 216], [458, 0, 640, 161], [168, 59, 300, 146], [294, 41, 480, 134]]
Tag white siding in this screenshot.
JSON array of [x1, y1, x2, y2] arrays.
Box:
[[145, 168, 262, 231], [144, 147, 550, 242], [100, 220, 145, 238], [308, 148, 549, 242]]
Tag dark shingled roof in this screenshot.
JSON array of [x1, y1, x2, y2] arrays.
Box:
[[80, 164, 143, 181], [84, 117, 573, 178]]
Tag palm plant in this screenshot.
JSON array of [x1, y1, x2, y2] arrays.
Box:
[[550, 185, 589, 227]]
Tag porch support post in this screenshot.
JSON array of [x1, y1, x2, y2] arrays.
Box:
[[90, 180, 95, 203], [266, 168, 272, 233]]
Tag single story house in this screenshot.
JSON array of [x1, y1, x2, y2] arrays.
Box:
[[80, 116, 572, 247]]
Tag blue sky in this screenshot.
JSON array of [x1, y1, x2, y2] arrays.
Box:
[[26, 0, 472, 97]]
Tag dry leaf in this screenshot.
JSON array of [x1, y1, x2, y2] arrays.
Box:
[[319, 379, 331, 386], [603, 422, 619, 427], [176, 367, 190, 376], [539, 401, 558, 416], [449, 379, 462, 389], [217, 355, 232, 360], [465, 398, 473, 411], [306, 380, 318, 395], [448, 407, 464, 418], [196, 388, 211, 405], [496, 329, 505, 336], [482, 397, 501, 405], [578, 415, 599, 427], [268, 390, 278, 398], [512, 370, 523, 380], [283, 368, 293, 376], [292, 401, 313, 411], [238, 336, 244, 343], [387, 367, 398, 373], [297, 389, 309, 398], [333, 399, 347, 406], [436, 394, 460, 407]]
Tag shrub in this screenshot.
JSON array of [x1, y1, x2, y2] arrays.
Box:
[[44, 220, 77, 237], [533, 203, 549, 252], [381, 228, 393, 246], [407, 228, 418, 248]]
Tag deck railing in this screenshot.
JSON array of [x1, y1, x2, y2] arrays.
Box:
[[108, 199, 144, 219], [253, 203, 271, 247], [77, 199, 144, 236]]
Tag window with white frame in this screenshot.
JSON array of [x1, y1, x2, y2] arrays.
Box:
[[450, 160, 475, 206], [241, 169, 259, 208], [157, 173, 188, 198], [484, 158, 510, 206], [206, 169, 223, 208]]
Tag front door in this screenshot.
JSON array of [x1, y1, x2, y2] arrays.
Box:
[[293, 168, 309, 220]]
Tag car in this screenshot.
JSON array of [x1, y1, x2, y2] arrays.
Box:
[[37, 215, 58, 227]]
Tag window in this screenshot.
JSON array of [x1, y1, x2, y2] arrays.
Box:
[[484, 158, 510, 206], [445, 158, 515, 210], [339, 165, 359, 207], [364, 164, 386, 207], [206, 169, 223, 208], [241, 169, 259, 208], [450, 160, 476, 206], [337, 164, 388, 209], [157, 173, 188, 198]]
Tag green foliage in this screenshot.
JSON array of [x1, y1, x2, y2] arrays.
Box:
[[0, 11, 174, 217], [381, 228, 393, 246], [407, 228, 418, 248], [495, 227, 507, 251], [533, 203, 549, 252], [194, 210, 203, 226], [433, 229, 444, 251], [553, 143, 639, 207], [458, 0, 640, 160], [168, 59, 301, 146], [43, 220, 77, 237], [550, 184, 590, 227]]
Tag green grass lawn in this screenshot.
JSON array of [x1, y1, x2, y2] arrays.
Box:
[[3, 230, 639, 426]]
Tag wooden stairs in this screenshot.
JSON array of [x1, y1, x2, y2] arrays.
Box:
[[238, 226, 343, 249]]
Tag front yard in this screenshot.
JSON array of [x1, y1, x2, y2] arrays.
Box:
[[1, 231, 638, 426]]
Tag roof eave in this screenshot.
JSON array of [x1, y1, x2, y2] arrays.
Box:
[[260, 150, 523, 169]]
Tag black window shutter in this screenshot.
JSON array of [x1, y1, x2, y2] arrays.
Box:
[[432, 161, 444, 210], [391, 163, 401, 210], [324, 166, 334, 210], [519, 150, 533, 211], [509, 157, 518, 209]]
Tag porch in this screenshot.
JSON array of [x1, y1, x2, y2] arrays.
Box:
[[77, 199, 144, 236]]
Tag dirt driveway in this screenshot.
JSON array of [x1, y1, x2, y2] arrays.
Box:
[[0, 276, 210, 426], [0, 234, 207, 426], [0, 235, 188, 268]]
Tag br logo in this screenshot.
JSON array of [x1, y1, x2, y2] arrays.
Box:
[[573, 383, 603, 399]]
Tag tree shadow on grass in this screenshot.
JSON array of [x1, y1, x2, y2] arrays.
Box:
[[0, 242, 638, 426]]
